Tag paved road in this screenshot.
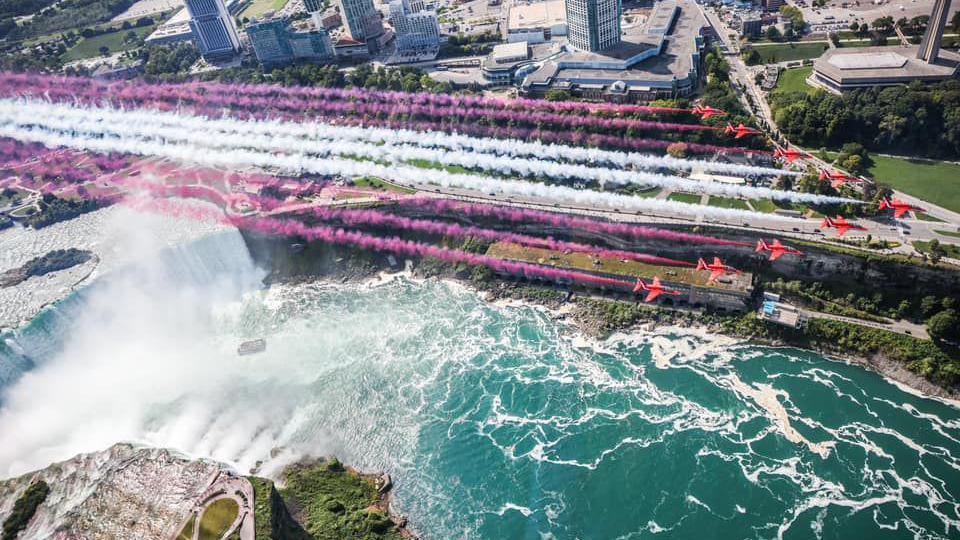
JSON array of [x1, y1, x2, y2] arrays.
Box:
[[696, 3, 960, 250], [799, 308, 930, 339]]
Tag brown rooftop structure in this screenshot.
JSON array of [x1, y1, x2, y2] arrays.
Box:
[[486, 242, 754, 311]]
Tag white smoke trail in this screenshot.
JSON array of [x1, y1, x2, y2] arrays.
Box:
[[0, 120, 812, 224], [0, 100, 852, 206]]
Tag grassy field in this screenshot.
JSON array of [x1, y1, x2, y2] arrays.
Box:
[[753, 42, 828, 64], [750, 199, 779, 213], [667, 192, 702, 204], [197, 498, 239, 540], [61, 25, 157, 62], [837, 38, 896, 47], [707, 196, 750, 210], [867, 155, 960, 214], [915, 212, 945, 222], [239, 0, 290, 20], [352, 177, 416, 194], [915, 240, 960, 258], [771, 66, 815, 96], [935, 229, 960, 239], [175, 515, 195, 540]]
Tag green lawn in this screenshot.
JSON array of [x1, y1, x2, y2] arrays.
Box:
[[837, 38, 896, 47], [772, 66, 814, 96], [198, 498, 239, 540], [240, 0, 290, 20], [934, 229, 960, 239], [915, 212, 945, 222], [750, 199, 779, 213], [914, 240, 960, 258], [707, 196, 750, 210], [175, 515, 196, 540], [352, 177, 415, 194], [867, 155, 960, 214], [667, 192, 703, 204], [61, 25, 156, 62], [753, 42, 828, 64]]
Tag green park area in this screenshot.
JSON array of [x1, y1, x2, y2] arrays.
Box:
[[772, 66, 814, 96], [197, 498, 239, 540], [914, 240, 960, 259], [707, 196, 750, 210], [753, 42, 828, 64], [667, 192, 702, 204], [867, 155, 960, 214], [61, 24, 157, 62], [352, 177, 416, 194], [240, 0, 290, 20]]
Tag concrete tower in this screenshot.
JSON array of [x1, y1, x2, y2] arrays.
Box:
[[336, 0, 384, 42], [917, 0, 952, 63], [184, 0, 241, 60], [565, 0, 621, 52]]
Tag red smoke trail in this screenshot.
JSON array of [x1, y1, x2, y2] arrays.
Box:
[[134, 198, 639, 291], [0, 79, 717, 136], [113, 178, 693, 266], [0, 72, 697, 119], [0, 75, 757, 156], [280, 205, 694, 267], [398, 198, 755, 248]]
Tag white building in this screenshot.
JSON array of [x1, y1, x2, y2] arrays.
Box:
[[389, 0, 440, 52], [505, 0, 567, 44], [185, 0, 241, 60]]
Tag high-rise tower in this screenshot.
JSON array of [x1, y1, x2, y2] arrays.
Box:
[[336, 0, 384, 42], [184, 0, 241, 60], [565, 0, 621, 52], [917, 0, 952, 63]]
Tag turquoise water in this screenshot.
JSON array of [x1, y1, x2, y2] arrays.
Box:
[[1, 269, 959, 539]]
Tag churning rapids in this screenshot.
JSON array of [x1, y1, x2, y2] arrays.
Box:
[[0, 209, 958, 540]]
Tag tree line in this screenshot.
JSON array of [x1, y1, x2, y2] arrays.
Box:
[[771, 80, 960, 159]]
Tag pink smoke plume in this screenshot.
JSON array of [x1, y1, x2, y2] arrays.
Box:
[[0, 73, 758, 155], [133, 197, 640, 291], [398, 198, 754, 247]]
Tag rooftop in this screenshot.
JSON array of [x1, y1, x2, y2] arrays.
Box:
[[507, 0, 567, 31], [814, 46, 960, 83], [486, 242, 753, 293]]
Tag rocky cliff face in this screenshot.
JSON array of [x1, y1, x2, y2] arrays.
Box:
[[0, 443, 226, 540]]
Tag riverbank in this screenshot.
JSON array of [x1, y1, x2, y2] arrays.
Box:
[[242, 232, 960, 402]]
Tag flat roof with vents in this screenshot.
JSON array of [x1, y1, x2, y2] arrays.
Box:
[[827, 52, 907, 70]]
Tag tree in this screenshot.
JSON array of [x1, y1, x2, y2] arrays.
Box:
[[953, 10, 960, 32], [743, 48, 762, 65], [781, 6, 805, 30], [849, 21, 860, 33], [666, 142, 689, 158], [921, 295, 940, 316], [928, 309, 959, 342], [99, 45, 110, 56], [545, 89, 571, 102], [766, 25, 782, 42]]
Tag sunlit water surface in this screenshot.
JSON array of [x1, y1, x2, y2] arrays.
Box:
[[0, 229, 958, 540]]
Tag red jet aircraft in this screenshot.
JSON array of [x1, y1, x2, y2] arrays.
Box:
[[696, 257, 739, 282], [879, 197, 926, 219], [724, 123, 762, 139], [817, 169, 863, 189], [820, 216, 867, 237], [755, 239, 803, 261], [773, 148, 808, 164], [633, 276, 682, 303], [692, 104, 726, 121]]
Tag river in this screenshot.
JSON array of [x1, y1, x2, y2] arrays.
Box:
[[0, 221, 958, 539]]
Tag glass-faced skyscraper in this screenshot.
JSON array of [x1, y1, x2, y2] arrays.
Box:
[[185, 0, 241, 60], [565, 0, 621, 52], [335, 0, 384, 42]]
